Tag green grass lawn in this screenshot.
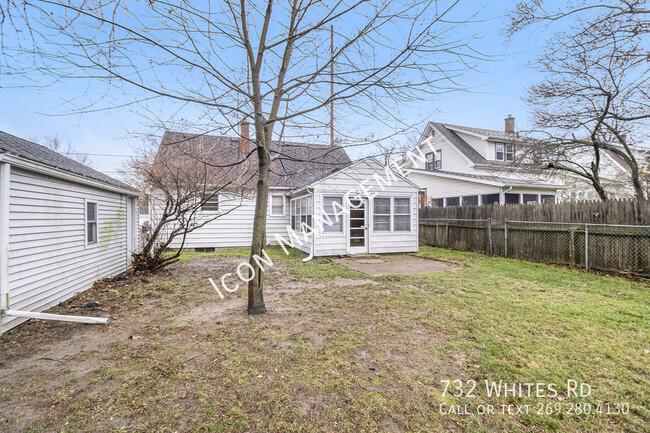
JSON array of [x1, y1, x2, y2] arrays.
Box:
[[1, 246, 648, 432]]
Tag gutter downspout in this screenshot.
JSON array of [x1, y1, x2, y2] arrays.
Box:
[[0, 162, 9, 313], [501, 185, 513, 204], [302, 189, 315, 263]]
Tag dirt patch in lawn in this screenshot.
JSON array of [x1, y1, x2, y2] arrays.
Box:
[[0, 253, 470, 433], [336, 254, 461, 276]]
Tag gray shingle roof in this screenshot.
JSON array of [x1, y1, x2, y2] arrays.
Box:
[[429, 123, 487, 164], [443, 123, 516, 140], [159, 131, 352, 189], [0, 130, 135, 191]]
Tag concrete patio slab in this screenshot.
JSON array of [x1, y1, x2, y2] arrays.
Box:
[[335, 254, 461, 276]]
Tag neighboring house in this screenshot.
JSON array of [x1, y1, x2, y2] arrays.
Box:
[[153, 127, 420, 256], [0, 131, 139, 333], [405, 117, 564, 206], [405, 116, 648, 205]]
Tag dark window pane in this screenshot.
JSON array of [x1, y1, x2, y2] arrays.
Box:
[[87, 202, 96, 221], [523, 194, 539, 204], [350, 209, 364, 219], [446, 197, 460, 206], [462, 195, 478, 206], [495, 142, 505, 161], [350, 238, 364, 247], [541, 195, 555, 204], [481, 194, 500, 205], [201, 195, 219, 211], [433, 198, 444, 207], [350, 228, 365, 238], [505, 193, 520, 204]]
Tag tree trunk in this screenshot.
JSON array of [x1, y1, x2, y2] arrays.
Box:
[[630, 165, 646, 201], [247, 134, 270, 315]]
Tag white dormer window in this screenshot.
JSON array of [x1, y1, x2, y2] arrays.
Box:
[[426, 152, 434, 170], [435, 149, 442, 169], [495, 142, 515, 162]]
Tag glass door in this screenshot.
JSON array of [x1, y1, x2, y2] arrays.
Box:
[[348, 198, 368, 254]]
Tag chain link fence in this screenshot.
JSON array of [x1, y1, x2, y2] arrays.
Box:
[[419, 218, 650, 277]]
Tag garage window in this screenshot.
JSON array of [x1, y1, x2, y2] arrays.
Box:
[[86, 201, 98, 245]]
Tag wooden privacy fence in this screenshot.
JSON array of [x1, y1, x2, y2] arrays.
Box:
[[419, 218, 650, 277], [419, 199, 650, 225]]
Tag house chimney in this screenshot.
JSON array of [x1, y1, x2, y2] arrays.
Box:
[[505, 115, 515, 134], [240, 121, 250, 154]]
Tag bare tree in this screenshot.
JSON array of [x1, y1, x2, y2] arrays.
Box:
[[129, 139, 252, 272], [39, 134, 91, 165], [2, 0, 484, 314], [508, 0, 650, 201]]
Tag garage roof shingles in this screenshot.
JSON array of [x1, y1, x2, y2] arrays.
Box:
[[0, 130, 134, 190]]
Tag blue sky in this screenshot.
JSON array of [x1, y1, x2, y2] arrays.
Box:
[[0, 0, 551, 176]]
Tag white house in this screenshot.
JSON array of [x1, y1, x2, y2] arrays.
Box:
[[405, 117, 649, 205], [154, 129, 420, 256], [405, 118, 565, 206], [0, 131, 140, 333]]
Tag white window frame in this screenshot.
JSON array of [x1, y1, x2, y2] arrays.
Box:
[[434, 149, 442, 169], [392, 196, 411, 233], [290, 195, 313, 232], [322, 195, 344, 234], [425, 152, 434, 170], [505, 144, 515, 162], [270, 194, 285, 216], [85, 199, 98, 247], [372, 197, 391, 233], [495, 142, 505, 161]]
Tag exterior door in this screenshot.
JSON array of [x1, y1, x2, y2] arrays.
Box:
[[348, 198, 368, 254]]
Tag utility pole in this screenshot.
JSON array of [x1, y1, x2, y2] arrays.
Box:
[[330, 25, 334, 147]]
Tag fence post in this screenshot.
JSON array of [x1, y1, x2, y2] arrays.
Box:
[[585, 223, 589, 271], [435, 220, 439, 247], [504, 219, 508, 258], [487, 218, 493, 254]]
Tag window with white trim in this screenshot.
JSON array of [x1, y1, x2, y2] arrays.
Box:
[[323, 196, 343, 232], [434, 149, 442, 169], [425, 152, 434, 170], [271, 195, 285, 216], [393, 198, 411, 232], [86, 201, 98, 244], [290, 196, 312, 232], [495, 142, 505, 161], [495, 142, 515, 161], [373, 197, 391, 232]]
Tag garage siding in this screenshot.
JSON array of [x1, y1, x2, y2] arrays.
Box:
[[1, 167, 130, 333]]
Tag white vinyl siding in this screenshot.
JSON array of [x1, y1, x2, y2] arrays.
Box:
[[2, 166, 134, 333], [311, 159, 419, 256]]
